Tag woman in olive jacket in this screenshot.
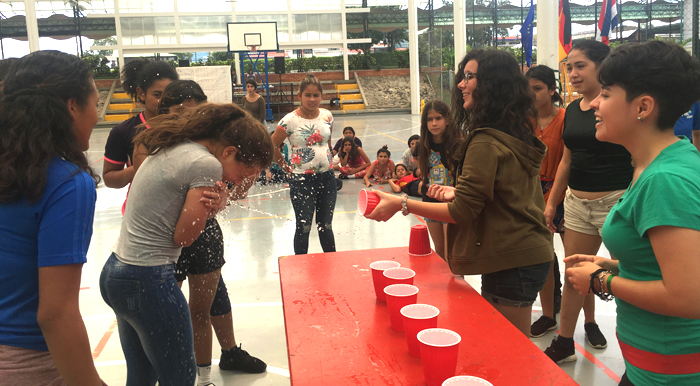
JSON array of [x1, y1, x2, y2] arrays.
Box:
[[366, 49, 553, 336]]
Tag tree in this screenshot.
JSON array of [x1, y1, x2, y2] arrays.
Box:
[[208, 51, 231, 62], [173, 52, 194, 61], [92, 37, 116, 56], [385, 28, 408, 51]]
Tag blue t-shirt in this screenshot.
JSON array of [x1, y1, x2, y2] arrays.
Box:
[[0, 158, 96, 351], [602, 140, 700, 385], [673, 101, 700, 143]]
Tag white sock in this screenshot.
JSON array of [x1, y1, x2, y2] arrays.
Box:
[[197, 363, 215, 386]]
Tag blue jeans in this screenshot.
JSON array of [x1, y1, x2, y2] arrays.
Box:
[[481, 261, 551, 308], [289, 170, 337, 254], [99, 253, 196, 386]]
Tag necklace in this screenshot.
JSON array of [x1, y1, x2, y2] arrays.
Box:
[[538, 109, 557, 132]]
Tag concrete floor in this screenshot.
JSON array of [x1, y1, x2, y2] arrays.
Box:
[[84, 113, 623, 385]]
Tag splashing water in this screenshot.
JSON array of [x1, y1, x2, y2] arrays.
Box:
[[231, 201, 294, 222]]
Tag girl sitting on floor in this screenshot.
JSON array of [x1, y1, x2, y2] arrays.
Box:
[[363, 145, 396, 187], [338, 136, 371, 179]]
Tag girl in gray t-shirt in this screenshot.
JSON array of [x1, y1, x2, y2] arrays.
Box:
[[99, 103, 274, 386]]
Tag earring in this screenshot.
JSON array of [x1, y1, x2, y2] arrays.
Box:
[[637, 116, 644, 122]]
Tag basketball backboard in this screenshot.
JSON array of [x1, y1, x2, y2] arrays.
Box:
[[227, 22, 279, 52]]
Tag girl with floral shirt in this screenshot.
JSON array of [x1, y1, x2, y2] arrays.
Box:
[[272, 74, 337, 254]]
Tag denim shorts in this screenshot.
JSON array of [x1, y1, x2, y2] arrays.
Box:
[[564, 188, 624, 236], [481, 261, 551, 308]]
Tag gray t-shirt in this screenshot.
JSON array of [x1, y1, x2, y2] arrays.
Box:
[[113, 141, 223, 266]]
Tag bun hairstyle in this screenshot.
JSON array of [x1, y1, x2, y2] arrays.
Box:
[[121, 59, 178, 101], [598, 40, 700, 130], [245, 78, 258, 89], [134, 103, 274, 170], [0, 50, 99, 203], [377, 145, 391, 158], [157, 80, 208, 115], [299, 74, 323, 94], [526, 65, 564, 105]]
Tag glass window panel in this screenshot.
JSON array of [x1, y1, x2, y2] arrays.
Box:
[[177, 0, 229, 12], [120, 16, 175, 45], [290, 0, 340, 10], [307, 14, 320, 41], [118, 0, 173, 13], [235, 14, 288, 43], [293, 13, 341, 42], [179, 15, 231, 45], [0, 1, 26, 16], [155, 17, 176, 44], [330, 14, 342, 40], [235, 0, 286, 12]]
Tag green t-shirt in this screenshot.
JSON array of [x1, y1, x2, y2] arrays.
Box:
[[601, 139, 700, 385]]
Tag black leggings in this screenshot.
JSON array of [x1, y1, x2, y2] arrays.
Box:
[[619, 372, 634, 386], [289, 170, 337, 254]]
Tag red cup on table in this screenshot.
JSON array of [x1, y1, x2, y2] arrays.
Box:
[[358, 189, 380, 216], [383, 284, 419, 331], [418, 328, 462, 386], [382, 267, 415, 287], [400, 304, 439, 357], [369, 260, 401, 301], [442, 376, 493, 386], [408, 224, 432, 256]]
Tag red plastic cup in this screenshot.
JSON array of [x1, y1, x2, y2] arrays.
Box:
[[382, 267, 415, 287], [369, 260, 401, 301], [418, 328, 461, 386], [358, 189, 380, 216], [383, 284, 419, 331], [408, 224, 432, 256], [401, 304, 439, 357], [442, 376, 493, 386]]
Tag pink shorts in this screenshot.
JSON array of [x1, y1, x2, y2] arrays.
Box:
[[0, 344, 66, 386]]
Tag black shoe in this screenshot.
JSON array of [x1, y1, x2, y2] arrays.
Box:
[[530, 316, 558, 338], [335, 178, 343, 191], [584, 322, 607, 349], [544, 335, 577, 364], [338, 174, 349, 179], [219, 344, 267, 373]]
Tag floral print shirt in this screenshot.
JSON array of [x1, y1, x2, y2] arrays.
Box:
[[278, 109, 333, 174]]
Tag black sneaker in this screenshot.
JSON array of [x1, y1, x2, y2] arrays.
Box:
[[530, 316, 558, 338], [338, 173, 349, 179], [219, 344, 267, 373], [584, 322, 607, 349], [544, 335, 577, 364]]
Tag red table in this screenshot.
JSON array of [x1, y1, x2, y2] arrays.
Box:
[[279, 247, 578, 385]]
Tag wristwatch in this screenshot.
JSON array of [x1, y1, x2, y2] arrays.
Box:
[[401, 193, 409, 216]]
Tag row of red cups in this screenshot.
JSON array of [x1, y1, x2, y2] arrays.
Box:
[[370, 260, 493, 386]]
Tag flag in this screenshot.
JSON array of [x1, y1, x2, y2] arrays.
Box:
[[520, 2, 535, 66], [559, 0, 572, 62], [597, 0, 619, 45]]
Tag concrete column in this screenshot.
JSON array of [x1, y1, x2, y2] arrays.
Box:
[[24, 0, 40, 52], [454, 0, 467, 72], [343, 43, 349, 80], [536, 0, 559, 68], [408, 0, 420, 115]]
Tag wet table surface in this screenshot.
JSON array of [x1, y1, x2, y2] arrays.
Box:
[[278, 247, 578, 385]]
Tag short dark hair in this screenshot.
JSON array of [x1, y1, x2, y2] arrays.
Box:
[[570, 40, 610, 66], [407, 134, 420, 147], [245, 78, 258, 89], [157, 80, 208, 115], [526, 65, 564, 105], [343, 126, 355, 136], [598, 40, 700, 130]]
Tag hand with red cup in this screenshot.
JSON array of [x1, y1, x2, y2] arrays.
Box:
[[383, 284, 419, 331], [442, 376, 493, 386], [408, 224, 432, 256], [369, 260, 401, 301], [401, 304, 439, 357], [418, 328, 461, 386], [358, 189, 380, 217]]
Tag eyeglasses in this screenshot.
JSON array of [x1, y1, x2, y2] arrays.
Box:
[[463, 72, 477, 81]]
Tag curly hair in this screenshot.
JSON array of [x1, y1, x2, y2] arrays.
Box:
[[121, 59, 178, 101], [157, 80, 208, 115], [0, 51, 99, 203], [598, 40, 700, 130], [451, 49, 484, 130], [458, 49, 536, 142], [134, 103, 273, 169], [418, 99, 463, 187]]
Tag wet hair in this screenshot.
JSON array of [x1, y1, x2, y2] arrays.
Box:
[[341, 136, 359, 160], [457, 49, 536, 143], [245, 78, 258, 89], [418, 100, 462, 186], [526, 66, 564, 105], [376, 145, 391, 158], [157, 80, 208, 115], [570, 40, 610, 66], [598, 40, 700, 130], [134, 103, 274, 170], [452, 49, 485, 130], [0, 58, 19, 94], [343, 126, 356, 136], [407, 134, 420, 147], [0, 51, 99, 203], [299, 74, 323, 94], [121, 59, 178, 101]]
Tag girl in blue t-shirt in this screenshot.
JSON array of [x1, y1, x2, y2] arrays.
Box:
[[566, 41, 700, 386], [416, 100, 462, 259], [0, 52, 104, 385]]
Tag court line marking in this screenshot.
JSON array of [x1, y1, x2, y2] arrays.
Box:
[[93, 360, 290, 377], [92, 320, 118, 360], [366, 127, 406, 144], [222, 210, 357, 222], [573, 340, 622, 383]]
